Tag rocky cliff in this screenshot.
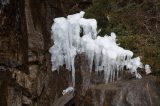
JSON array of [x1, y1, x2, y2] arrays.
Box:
[[0, 0, 160, 106]]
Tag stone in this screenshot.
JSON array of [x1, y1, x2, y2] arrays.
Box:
[[22, 95, 32, 105], [7, 87, 22, 106], [75, 76, 160, 106], [29, 65, 38, 79]]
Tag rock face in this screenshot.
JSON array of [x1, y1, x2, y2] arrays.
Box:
[[74, 55, 160, 106], [0, 0, 66, 105], [0, 0, 160, 106], [75, 76, 160, 106]]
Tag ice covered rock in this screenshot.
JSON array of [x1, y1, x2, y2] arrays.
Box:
[[49, 11, 144, 86]]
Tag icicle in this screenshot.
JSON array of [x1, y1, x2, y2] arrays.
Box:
[[79, 18, 97, 39], [49, 11, 144, 86]]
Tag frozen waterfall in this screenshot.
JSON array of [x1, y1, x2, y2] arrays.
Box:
[[49, 11, 143, 86]]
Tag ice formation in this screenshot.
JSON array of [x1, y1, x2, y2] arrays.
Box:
[[145, 64, 151, 75], [62, 87, 74, 95], [49, 11, 143, 86]]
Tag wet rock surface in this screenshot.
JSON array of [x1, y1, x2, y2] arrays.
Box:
[[0, 0, 160, 106]]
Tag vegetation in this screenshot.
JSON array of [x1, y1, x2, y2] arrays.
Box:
[[84, 0, 160, 75]]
